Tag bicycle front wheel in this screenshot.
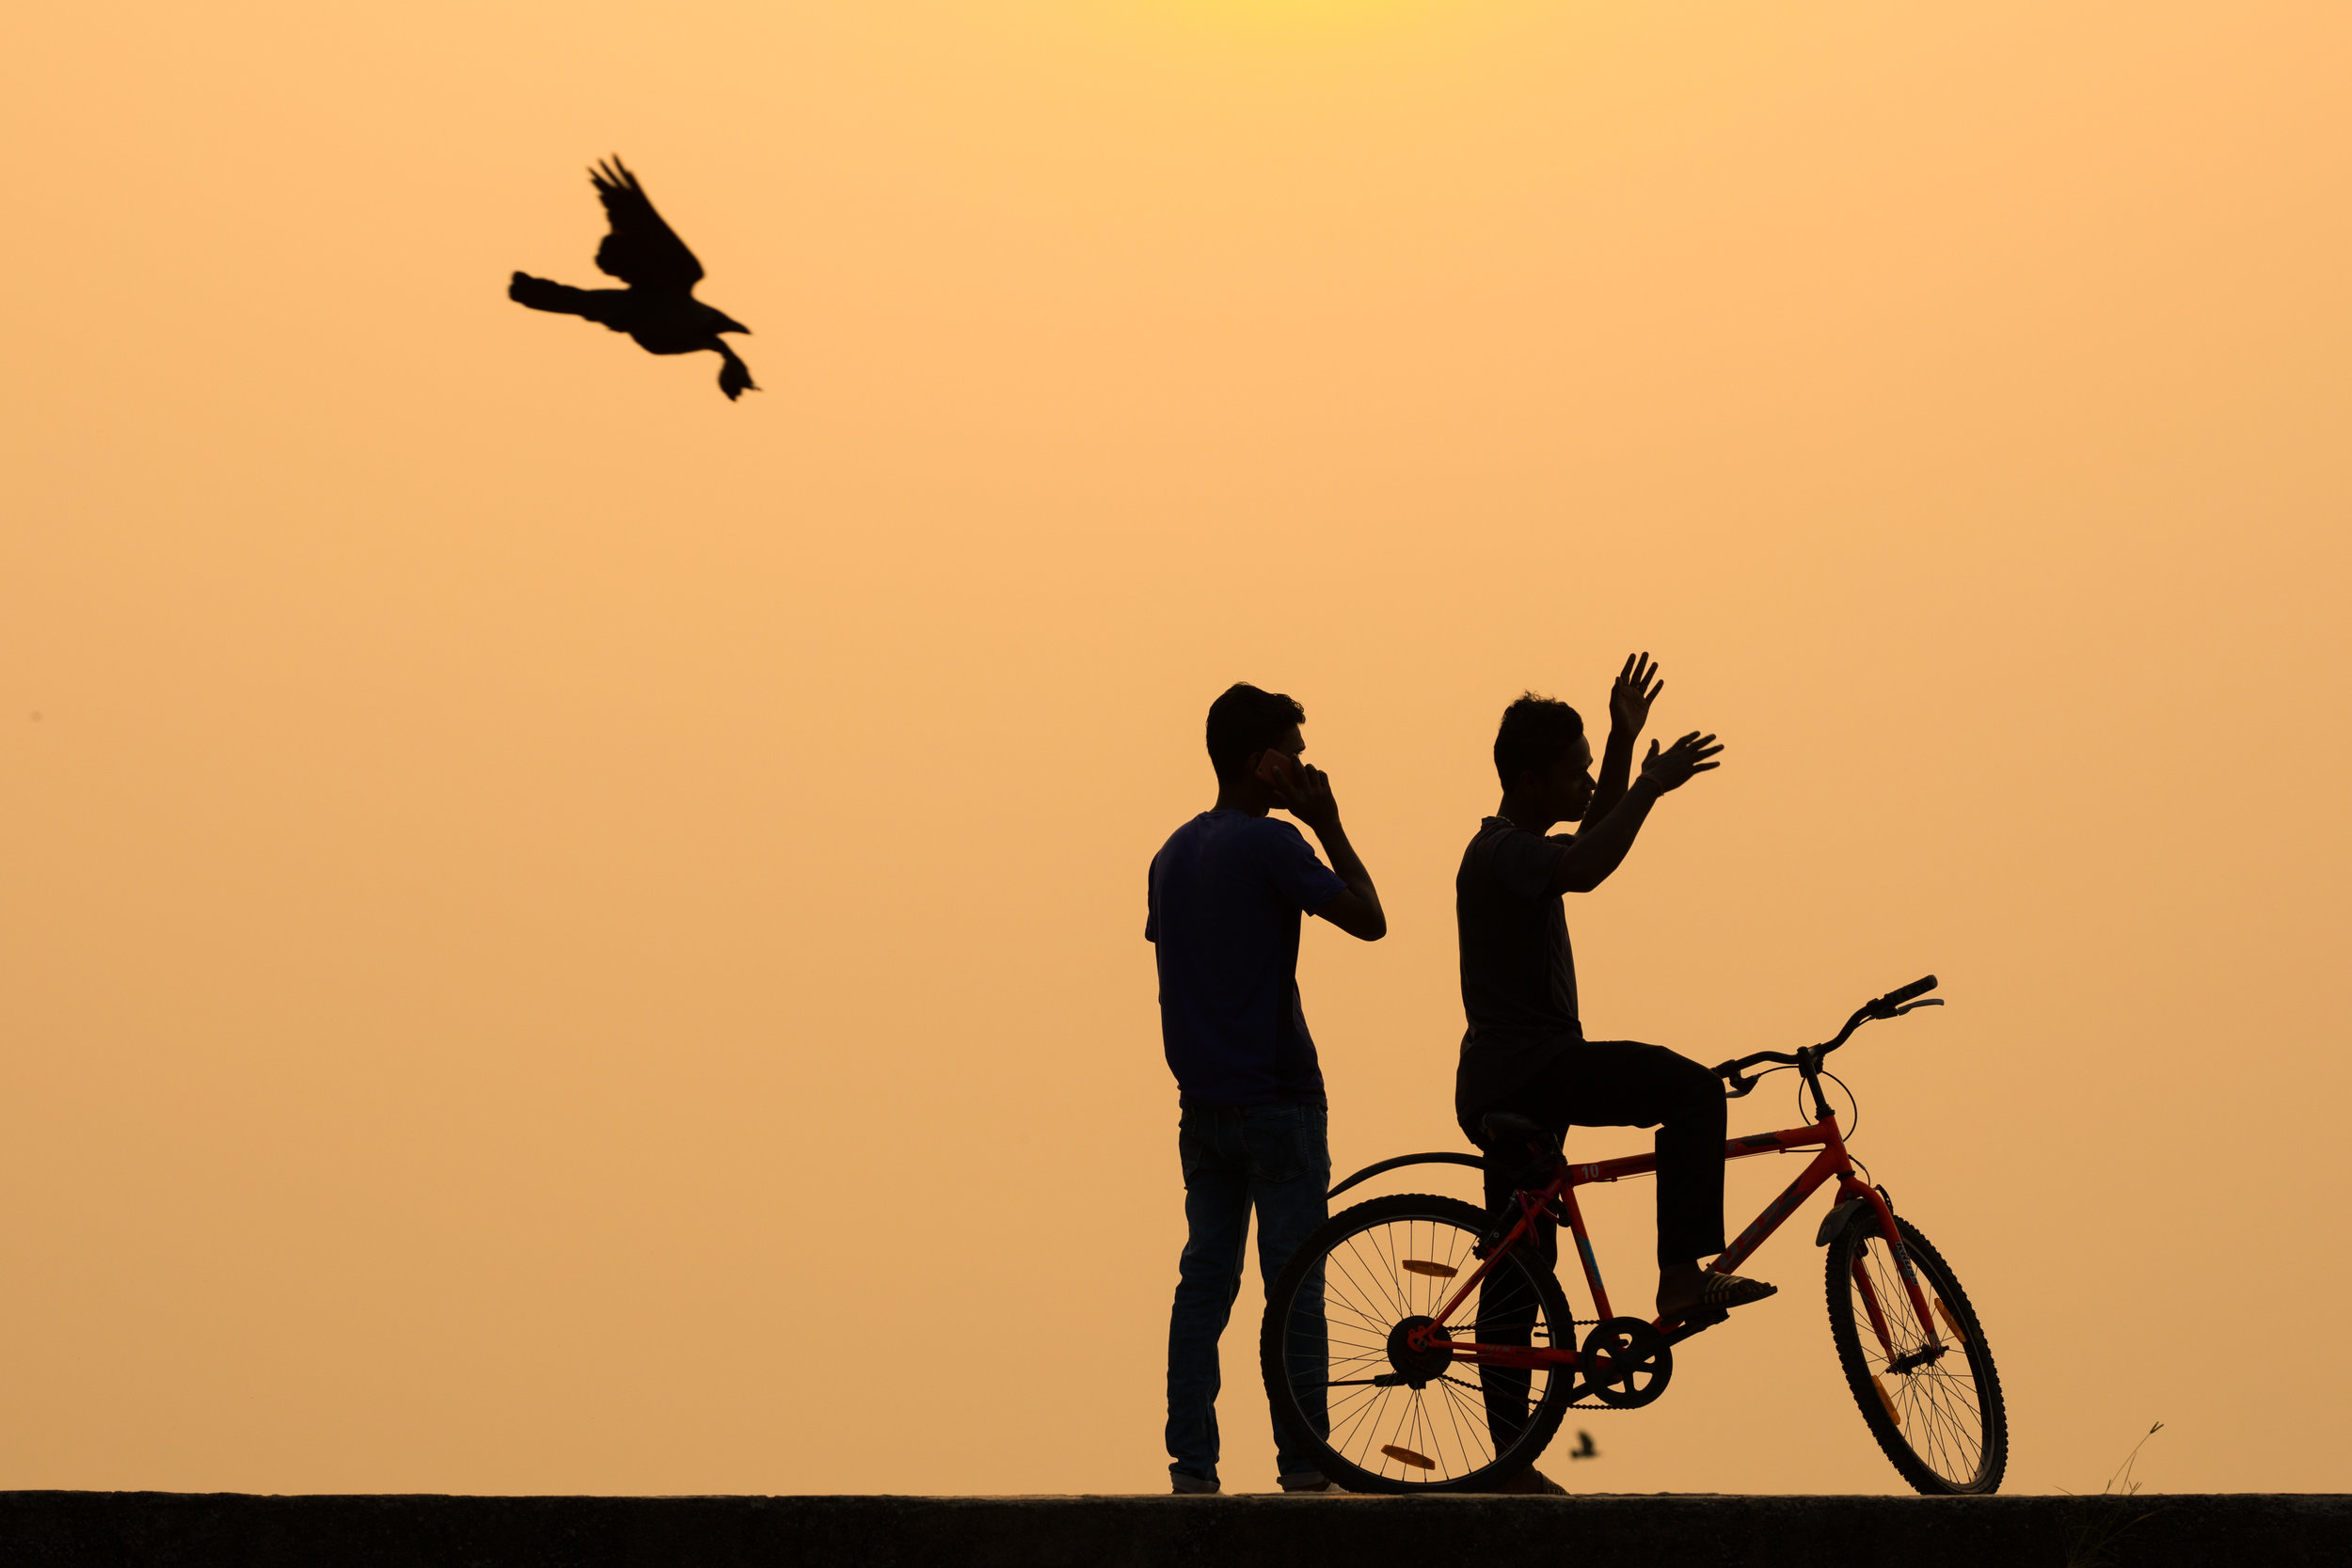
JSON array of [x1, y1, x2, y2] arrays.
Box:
[[1260, 1192, 1574, 1493], [1826, 1212, 2008, 1494]]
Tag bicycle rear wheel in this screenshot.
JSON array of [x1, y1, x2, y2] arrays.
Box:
[[1826, 1211, 2008, 1494], [1260, 1192, 1574, 1493]]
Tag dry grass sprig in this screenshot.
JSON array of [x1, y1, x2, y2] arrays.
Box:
[[2059, 1422, 2168, 1568]]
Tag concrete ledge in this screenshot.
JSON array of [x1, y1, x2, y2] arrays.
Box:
[[2, 1491, 2346, 1567]]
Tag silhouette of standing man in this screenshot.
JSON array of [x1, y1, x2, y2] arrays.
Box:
[[1149, 684, 1386, 1495]]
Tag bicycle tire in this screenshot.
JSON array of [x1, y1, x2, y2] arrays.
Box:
[[1825, 1212, 2008, 1494], [1260, 1192, 1575, 1494]]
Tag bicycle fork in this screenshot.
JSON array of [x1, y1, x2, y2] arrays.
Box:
[[1714, 1140, 1946, 1366], [1840, 1179, 1947, 1370]]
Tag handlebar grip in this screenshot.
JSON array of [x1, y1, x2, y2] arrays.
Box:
[[1882, 974, 1937, 1007]]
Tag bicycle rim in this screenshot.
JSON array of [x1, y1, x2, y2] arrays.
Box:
[[1827, 1214, 2008, 1494], [1261, 1193, 1572, 1493]]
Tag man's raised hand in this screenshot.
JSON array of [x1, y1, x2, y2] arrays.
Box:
[[1640, 731, 1724, 793], [1610, 653, 1663, 737]]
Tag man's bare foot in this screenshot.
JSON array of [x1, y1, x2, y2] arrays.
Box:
[[1657, 1260, 1706, 1316], [1658, 1263, 1777, 1320]]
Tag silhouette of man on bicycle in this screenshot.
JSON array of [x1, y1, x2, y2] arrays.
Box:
[[1456, 657, 1776, 1336], [1248, 662, 1999, 1494]]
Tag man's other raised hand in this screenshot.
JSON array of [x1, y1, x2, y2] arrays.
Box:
[[1610, 652, 1663, 737], [1640, 731, 1724, 792]]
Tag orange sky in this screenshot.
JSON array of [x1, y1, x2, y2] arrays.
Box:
[[4, 1, 2347, 1495]]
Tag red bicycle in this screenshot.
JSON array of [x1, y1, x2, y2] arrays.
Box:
[[1259, 976, 2006, 1495]]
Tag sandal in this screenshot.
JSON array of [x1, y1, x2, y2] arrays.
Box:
[[1662, 1272, 1777, 1322]]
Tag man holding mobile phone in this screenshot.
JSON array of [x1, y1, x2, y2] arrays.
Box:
[[1147, 683, 1386, 1496]]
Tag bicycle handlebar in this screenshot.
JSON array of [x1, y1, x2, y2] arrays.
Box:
[[1712, 975, 1943, 1098], [1876, 974, 1937, 1010]]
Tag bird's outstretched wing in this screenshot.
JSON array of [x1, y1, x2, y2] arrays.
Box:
[[589, 157, 704, 291]]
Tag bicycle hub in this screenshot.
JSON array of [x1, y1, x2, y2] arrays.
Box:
[[1387, 1316, 1455, 1386]]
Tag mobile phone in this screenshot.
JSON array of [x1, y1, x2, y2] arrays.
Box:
[[1255, 750, 1300, 787]]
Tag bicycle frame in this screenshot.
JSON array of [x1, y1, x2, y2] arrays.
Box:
[[1407, 1110, 1942, 1382]]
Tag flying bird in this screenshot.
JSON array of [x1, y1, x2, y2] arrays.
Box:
[[1567, 1430, 1599, 1461], [509, 158, 756, 401]]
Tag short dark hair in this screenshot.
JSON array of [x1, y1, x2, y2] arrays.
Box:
[[1206, 683, 1306, 782], [1493, 692, 1585, 787]]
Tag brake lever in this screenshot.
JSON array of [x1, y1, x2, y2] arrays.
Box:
[[1892, 999, 1946, 1017], [1719, 1067, 1759, 1099]]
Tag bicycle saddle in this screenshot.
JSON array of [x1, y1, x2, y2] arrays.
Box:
[[1477, 1112, 1561, 1159]]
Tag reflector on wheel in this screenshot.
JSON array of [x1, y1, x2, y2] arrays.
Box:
[[1933, 1298, 1968, 1344]]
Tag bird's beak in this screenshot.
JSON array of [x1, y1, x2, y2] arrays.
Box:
[[718, 315, 751, 336]]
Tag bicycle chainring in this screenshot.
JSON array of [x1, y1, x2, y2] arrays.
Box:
[[1580, 1317, 1674, 1409]]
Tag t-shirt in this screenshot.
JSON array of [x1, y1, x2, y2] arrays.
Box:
[[1147, 811, 1351, 1108], [1454, 816, 1583, 1132]]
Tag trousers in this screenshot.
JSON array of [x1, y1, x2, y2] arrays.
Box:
[[1165, 1101, 1329, 1486], [1470, 1038, 1728, 1445]]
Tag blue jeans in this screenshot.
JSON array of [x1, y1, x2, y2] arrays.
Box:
[[1166, 1102, 1330, 1486]]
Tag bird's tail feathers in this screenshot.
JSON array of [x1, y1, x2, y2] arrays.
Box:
[[508, 271, 572, 310], [508, 272, 627, 327]]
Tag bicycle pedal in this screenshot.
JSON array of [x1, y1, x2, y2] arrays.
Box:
[[1667, 1307, 1729, 1332]]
